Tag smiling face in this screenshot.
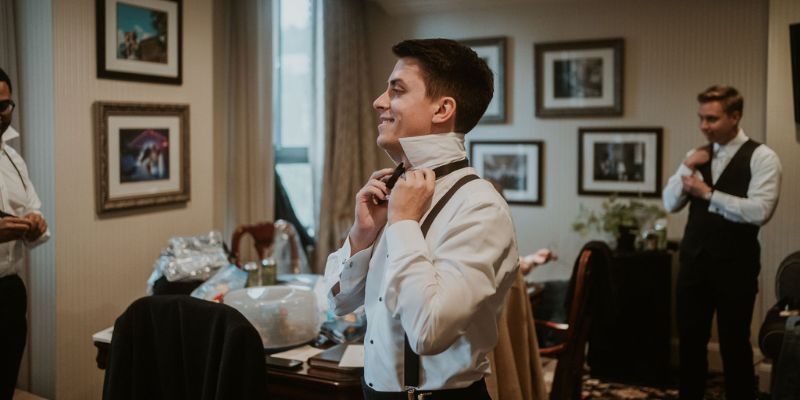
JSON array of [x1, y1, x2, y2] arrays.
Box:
[[373, 57, 441, 161], [698, 100, 740, 145]]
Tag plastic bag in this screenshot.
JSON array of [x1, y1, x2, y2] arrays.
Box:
[[190, 264, 247, 302], [145, 231, 229, 294]]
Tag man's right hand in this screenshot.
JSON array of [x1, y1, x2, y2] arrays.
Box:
[[0, 217, 32, 243], [683, 146, 711, 170], [348, 167, 396, 256]]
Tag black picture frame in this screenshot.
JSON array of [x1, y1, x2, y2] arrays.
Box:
[[96, 0, 183, 85], [469, 140, 544, 205], [790, 23, 800, 124], [535, 38, 624, 117], [459, 37, 507, 124], [578, 127, 662, 197], [94, 101, 190, 214]]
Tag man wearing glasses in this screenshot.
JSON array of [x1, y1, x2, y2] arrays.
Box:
[[0, 67, 49, 400]]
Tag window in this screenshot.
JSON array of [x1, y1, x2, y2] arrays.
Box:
[[273, 0, 321, 238]]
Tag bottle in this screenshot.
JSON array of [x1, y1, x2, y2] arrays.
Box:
[[244, 262, 261, 287], [261, 258, 277, 285], [654, 218, 668, 251]]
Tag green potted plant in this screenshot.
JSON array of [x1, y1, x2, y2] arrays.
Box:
[[572, 195, 666, 251]]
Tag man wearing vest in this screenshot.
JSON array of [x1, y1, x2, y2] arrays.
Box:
[[664, 85, 782, 399], [324, 39, 518, 400]]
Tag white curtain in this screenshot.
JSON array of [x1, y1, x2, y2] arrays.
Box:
[[314, 0, 381, 272], [217, 0, 274, 262]]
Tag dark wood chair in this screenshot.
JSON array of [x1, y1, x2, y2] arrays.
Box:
[[535, 240, 613, 400], [229, 220, 301, 273]]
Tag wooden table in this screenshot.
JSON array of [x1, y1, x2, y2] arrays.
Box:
[[93, 340, 364, 400]]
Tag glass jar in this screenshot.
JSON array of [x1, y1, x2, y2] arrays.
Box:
[[261, 258, 277, 286], [244, 262, 261, 288]]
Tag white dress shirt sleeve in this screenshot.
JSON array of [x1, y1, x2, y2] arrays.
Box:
[[381, 199, 516, 356], [663, 150, 698, 213], [323, 237, 372, 316], [7, 146, 50, 248], [707, 146, 782, 225]]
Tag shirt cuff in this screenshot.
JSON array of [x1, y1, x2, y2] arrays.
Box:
[[336, 238, 372, 294], [677, 163, 694, 176]]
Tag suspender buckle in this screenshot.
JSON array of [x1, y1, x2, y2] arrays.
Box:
[[405, 386, 432, 400]]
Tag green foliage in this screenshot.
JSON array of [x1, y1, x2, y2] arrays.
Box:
[[572, 195, 666, 238]]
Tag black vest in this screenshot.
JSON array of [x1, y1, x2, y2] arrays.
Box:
[[679, 139, 761, 262]]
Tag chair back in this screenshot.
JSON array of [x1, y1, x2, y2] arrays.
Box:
[[230, 220, 301, 273], [550, 240, 613, 400], [102, 295, 266, 400]]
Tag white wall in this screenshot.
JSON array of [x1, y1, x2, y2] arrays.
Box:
[[49, 0, 217, 398], [366, 0, 768, 280], [763, 0, 800, 318], [365, 0, 770, 365]]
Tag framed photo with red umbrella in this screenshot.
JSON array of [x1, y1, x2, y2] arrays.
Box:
[[94, 102, 190, 214]]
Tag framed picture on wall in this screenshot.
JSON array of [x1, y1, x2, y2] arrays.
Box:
[[535, 38, 624, 117], [470, 140, 544, 205], [94, 102, 190, 214], [578, 127, 662, 197], [96, 0, 183, 84], [459, 37, 507, 123]]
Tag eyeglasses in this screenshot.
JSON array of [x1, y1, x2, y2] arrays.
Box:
[[0, 100, 15, 114]]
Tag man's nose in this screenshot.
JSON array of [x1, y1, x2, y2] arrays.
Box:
[[373, 91, 388, 111]]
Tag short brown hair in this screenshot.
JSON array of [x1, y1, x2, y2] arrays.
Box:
[[392, 39, 493, 134], [697, 85, 743, 115]]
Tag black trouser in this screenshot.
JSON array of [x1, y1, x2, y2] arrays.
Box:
[[362, 378, 491, 400], [0, 274, 26, 400], [677, 251, 759, 400]]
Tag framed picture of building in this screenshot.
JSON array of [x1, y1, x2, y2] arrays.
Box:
[[578, 127, 662, 197], [96, 0, 183, 84], [470, 140, 544, 205], [94, 102, 190, 214], [535, 38, 623, 117]]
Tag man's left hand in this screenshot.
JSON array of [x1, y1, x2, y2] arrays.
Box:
[[23, 213, 47, 242], [682, 175, 712, 199], [388, 168, 435, 224]]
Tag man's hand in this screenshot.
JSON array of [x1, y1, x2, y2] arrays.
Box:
[[682, 175, 712, 199], [388, 169, 435, 224], [519, 248, 558, 275], [348, 167, 396, 255], [23, 213, 47, 242], [0, 216, 31, 243], [683, 147, 711, 170]]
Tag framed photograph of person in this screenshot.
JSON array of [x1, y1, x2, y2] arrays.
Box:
[[459, 37, 507, 123], [578, 127, 662, 197], [470, 141, 544, 205], [96, 0, 183, 84], [94, 102, 190, 214], [535, 38, 624, 117]]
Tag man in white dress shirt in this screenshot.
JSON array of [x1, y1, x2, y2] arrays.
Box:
[[324, 39, 518, 399], [663, 85, 781, 400], [0, 68, 50, 400]]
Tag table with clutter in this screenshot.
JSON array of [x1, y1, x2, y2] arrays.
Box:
[[93, 229, 366, 400]]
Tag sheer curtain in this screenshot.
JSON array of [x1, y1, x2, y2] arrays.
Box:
[[216, 0, 274, 262], [314, 0, 380, 272]]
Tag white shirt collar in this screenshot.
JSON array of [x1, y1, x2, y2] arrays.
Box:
[[398, 132, 467, 170], [713, 128, 748, 155], [1, 126, 19, 151]]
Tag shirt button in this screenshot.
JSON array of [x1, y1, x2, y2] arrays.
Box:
[[348, 262, 352, 268], [386, 253, 389, 258], [370, 339, 374, 344], [368, 382, 373, 387], [378, 297, 382, 302]]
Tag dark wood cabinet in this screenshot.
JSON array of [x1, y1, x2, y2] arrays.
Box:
[[587, 250, 673, 386]]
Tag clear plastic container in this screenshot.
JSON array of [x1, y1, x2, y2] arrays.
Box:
[[224, 286, 321, 349]]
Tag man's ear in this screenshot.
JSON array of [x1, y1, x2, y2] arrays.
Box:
[[431, 96, 456, 125], [730, 110, 742, 125]]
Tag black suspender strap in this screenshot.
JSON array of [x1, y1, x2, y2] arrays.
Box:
[[403, 173, 480, 389], [2, 148, 27, 191]]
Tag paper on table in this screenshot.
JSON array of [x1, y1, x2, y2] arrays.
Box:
[[271, 345, 324, 362], [338, 344, 364, 368]]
